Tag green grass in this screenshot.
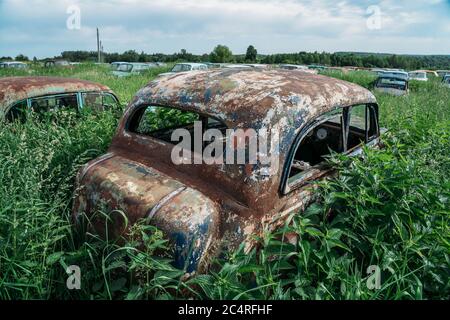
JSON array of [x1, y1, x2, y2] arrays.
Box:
[[0, 66, 448, 300]]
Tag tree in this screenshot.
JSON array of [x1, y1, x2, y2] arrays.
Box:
[[245, 45, 257, 63], [121, 50, 139, 62], [138, 51, 147, 62], [15, 54, 29, 61], [209, 45, 233, 63]]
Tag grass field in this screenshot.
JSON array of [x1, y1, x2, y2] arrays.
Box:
[[0, 65, 448, 300]]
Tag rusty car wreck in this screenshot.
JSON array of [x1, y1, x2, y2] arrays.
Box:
[[73, 69, 381, 274], [0, 76, 119, 122]]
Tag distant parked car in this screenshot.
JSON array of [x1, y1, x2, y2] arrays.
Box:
[[0, 76, 119, 122], [409, 71, 428, 82], [424, 70, 439, 78], [412, 70, 439, 78], [0, 61, 28, 69], [157, 63, 208, 77], [374, 74, 409, 96], [111, 62, 152, 77], [44, 60, 71, 68]]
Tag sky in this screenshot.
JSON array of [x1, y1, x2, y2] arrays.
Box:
[[0, 0, 449, 59]]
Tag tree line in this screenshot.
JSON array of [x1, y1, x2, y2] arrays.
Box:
[[4, 45, 449, 70]]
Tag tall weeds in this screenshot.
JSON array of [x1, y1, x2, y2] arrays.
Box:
[[0, 67, 448, 299]]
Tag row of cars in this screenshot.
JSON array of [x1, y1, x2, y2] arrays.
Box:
[[0, 63, 316, 121], [109, 62, 320, 77], [2, 64, 444, 126], [0, 60, 80, 69], [0, 62, 320, 120], [109, 62, 450, 96]]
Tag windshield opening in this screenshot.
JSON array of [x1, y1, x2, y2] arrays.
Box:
[[112, 63, 133, 72], [376, 78, 407, 90]]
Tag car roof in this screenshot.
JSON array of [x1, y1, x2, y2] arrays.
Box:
[[128, 68, 376, 151], [380, 70, 408, 75], [111, 61, 133, 65], [0, 76, 114, 110], [111, 62, 147, 66]]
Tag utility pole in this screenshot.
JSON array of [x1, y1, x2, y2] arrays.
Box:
[[100, 41, 103, 63], [97, 28, 100, 63]]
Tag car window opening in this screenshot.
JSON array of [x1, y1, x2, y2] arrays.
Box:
[[30, 93, 78, 114], [129, 105, 228, 155], [82, 92, 119, 111], [376, 78, 408, 91]]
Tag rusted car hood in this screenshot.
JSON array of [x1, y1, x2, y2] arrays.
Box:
[[73, 154, 220, 273]]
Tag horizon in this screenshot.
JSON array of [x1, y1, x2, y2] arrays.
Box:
[[3, 49, 450, 61]]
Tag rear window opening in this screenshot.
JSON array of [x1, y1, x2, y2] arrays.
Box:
[[285, 104, 378, 192], [30, 93, 78, 113], [128, 105, 231, 162]]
